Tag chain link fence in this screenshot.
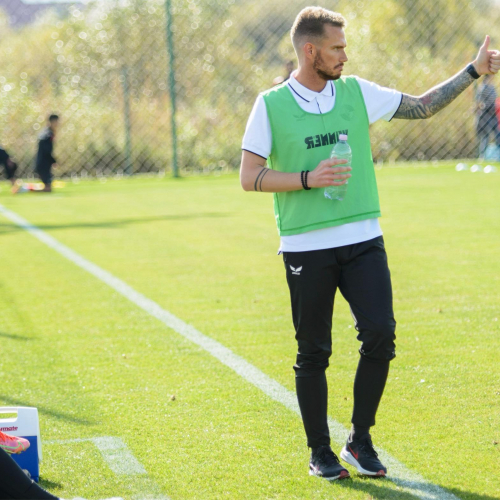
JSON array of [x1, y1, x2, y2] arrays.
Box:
[[1, 0, 499, 179]]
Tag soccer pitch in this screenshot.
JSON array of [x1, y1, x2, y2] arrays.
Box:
[[1, 164, 499, 500]]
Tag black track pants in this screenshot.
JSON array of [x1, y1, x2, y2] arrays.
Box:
[[283, 236, 396, 448], [0, 448, 58, 499]]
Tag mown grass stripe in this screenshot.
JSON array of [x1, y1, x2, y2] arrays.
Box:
[[45, 438, 169, 500], [0, 203, 459, 500]]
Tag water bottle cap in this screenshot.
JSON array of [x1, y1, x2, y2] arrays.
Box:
[[339, 134, 348, 141]]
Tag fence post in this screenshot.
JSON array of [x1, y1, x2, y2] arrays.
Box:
[[121, 65, 133, 176], [165, 0, 179, 178]]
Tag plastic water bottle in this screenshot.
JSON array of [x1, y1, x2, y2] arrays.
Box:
[[324, 134, 351, 201]]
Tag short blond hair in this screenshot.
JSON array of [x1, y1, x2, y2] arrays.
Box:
[[291, 6, 345, 51]]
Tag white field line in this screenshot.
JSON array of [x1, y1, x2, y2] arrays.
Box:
[[0, 204, 459, 500], [46, 437, 146, 475], [45, 437, 169, 500]]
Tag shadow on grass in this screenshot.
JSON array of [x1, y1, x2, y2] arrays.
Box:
[[0, 212, 229, 234], [445, 489, 500, 500], [0, 331, 34, 341], [334, 476, 418, 500], [334, 475, 500, 500], [0, 396, 95, 426], [39, 478, 63, 491]]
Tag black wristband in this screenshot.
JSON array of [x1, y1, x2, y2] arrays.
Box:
[[300, 171, 307, 190], [466, 63, 481, 80], [304, 170, 311, 190]]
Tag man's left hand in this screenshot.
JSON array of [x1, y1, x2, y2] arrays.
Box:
[[473, 35, 500, 75]]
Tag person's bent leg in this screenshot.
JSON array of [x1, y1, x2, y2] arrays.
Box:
[[0, 448, 58, 499], [337, 236, 395, 476], [337, 236, 396, 430], [283, 248, 339, 449]]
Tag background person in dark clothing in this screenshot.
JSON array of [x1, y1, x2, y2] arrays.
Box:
[[475, 74, 500, 157], [35, 115, 59, 193], [0, 146, 19, 192]]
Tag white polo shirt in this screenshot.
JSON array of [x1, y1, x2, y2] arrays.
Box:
[[242, 74, 402, 252]]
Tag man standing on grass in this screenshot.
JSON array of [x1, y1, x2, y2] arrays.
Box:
[[35, 114, 59, 193], [240, 6, 499, 480]]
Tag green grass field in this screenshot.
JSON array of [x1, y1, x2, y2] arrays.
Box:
[[1, 164, 499, 500]]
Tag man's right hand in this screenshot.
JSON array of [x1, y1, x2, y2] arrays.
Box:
[[240, 150, 352, 193], [308, 158, 351, 188]]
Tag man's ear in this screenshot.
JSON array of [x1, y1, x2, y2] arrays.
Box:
[[303, 42, 316, 61]]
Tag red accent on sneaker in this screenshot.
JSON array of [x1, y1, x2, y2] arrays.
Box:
[[339, 470, 350, 479], [376, 470, 386, 477], [348, 445, 359, 460]]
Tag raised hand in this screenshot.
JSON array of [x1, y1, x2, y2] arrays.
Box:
[[473, 35, 500, 75]]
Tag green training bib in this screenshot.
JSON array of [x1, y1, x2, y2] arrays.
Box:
[[262, 77, 381, 236]]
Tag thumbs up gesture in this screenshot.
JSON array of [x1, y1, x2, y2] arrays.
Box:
[[473, 35, 500, 75]]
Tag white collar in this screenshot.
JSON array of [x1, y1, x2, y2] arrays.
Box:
[[287, 74, 335, 103]]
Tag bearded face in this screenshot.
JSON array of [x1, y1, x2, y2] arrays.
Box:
[[313, 50, 342, 81], [309, 25, 347, 82]]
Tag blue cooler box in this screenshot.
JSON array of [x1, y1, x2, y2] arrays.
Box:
[[0, 407, 42, 482]]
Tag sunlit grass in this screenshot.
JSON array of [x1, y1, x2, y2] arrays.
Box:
[[1, 163, 499, 500]]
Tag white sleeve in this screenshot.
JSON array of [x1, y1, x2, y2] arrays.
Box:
[[241, 94, 272, 159], [355, 76, 403, 124]]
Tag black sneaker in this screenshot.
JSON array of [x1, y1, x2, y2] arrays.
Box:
[[309, 445, 350, 480], [340, 435, 387, 476]]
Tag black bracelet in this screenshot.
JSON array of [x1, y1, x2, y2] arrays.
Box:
[[300, 170, 306, 190], [304, 170, 311, 190], [466, 63, 481, 80]]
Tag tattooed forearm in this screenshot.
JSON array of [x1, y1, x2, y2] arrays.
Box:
[[393, 67, 476, 120], [254, 167, 269, 191]]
